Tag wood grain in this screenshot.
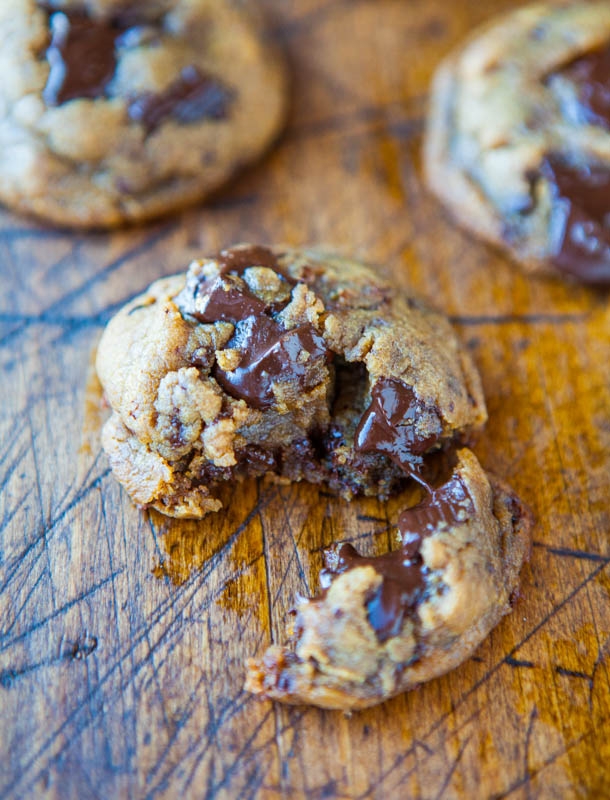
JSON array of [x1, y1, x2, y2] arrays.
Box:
[[2, 0, 610, 797]]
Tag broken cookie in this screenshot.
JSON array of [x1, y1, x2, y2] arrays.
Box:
[[96, 244, 486, 517], [246, 449, 531, 710], [97, 244, 530, 709]]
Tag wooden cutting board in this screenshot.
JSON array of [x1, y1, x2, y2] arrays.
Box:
[[2, 0, 610, 797]]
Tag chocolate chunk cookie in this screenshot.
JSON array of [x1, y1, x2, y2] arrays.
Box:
[[96, 244, 487, 518], [246, 449, 531, 710], [425, 1, 610, 284], [97, 245, 530, 708], [0, 1, 286, 227]]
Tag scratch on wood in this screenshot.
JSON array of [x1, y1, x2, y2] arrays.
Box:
[[533, 542, 610, 563], [504, 656, 535, 669]]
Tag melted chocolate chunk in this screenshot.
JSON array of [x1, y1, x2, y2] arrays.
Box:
[[128, 65, 233, 134], [398, 472, 474, 538], [322, 543, 424, 643], [541, 156, 610, 284], [214, 316, 328, 409], [43, 10, 123, 105], [189, 275, 268, 323], [354, 378, 443, 478], [176, 246, 294, 322], [320, 472, 474, 642], [562, 46, 610, 129], [218, 245, 279, 274], [216, 245, 294, 284]]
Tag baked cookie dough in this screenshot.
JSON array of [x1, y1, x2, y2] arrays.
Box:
[[425, 1, 610, 284], [246, 449, 531, 710], [96, 244, 487, 518], [97, 244, 531, 709], [0, 1, 286, 227]]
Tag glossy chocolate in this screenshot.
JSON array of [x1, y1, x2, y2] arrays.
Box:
[[354, 378, 442, 476], [217, 245, 279, 274], [329, 378, 453, 640], [177, 245, 322, 408], [214, 316, 328, 409], [178, 246, 294, 322], [563, 46, 610, 129], [398, 471, 473, 538], [128, 65, 233, 134], [541, 156, 610, 283], [216, 245, 293, 282], [189, 275, 268, 323], [324, 543, 424, 642], [43, 11, 122, 105], [321, 472, 474, 642]]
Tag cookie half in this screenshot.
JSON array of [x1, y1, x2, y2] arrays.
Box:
[[246, 448, 531, 710], [96, 244, 487, 518], [425, 1, 610, 284], [0, 1, 286, 227]]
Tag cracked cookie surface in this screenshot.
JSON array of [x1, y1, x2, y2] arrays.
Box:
[[425, 1, 610, 284], [96, 244, 487, 518], [0, 1, 286, 227]]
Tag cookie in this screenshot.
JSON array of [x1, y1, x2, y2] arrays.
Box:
[[246, 449, 531, 710], [96, 244, 487, 518], [97, 244, 530, 709], [0, 1, 286, 227], [425, 1, 610, 284]]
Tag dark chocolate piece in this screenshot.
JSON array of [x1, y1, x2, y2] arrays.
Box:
[[217, 245, 280, 274], [176, 246, 295, 322], [354, 378, 442, 477], [541, 156, 610, 284], [324, 543, 424, 642], [128, 65, 233, 134], [216, 245, 294, 284], [214, 316, 328, 410], [43, 11, 122, 105], [321, 472, 474, 642], [562, 46, 610, 130], [176, 245, 321, 409], [189, 275, 268, 323], [398, 471, 473, 537]]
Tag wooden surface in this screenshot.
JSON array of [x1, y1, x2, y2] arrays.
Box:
[[2, 1, 610, 797]]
